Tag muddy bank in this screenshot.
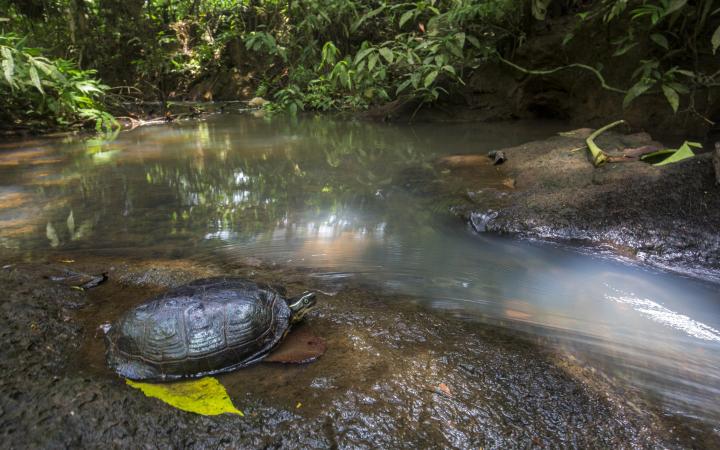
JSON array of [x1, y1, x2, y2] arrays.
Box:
[[441, 130, 720, 280], [0, 256, 705, 448]]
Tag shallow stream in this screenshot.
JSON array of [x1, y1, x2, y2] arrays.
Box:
[[1, 114, 719, 442]]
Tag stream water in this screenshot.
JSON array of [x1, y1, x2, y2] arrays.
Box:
[[1, 113, 719, 438]]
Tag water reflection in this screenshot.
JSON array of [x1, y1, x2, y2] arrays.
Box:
[[1, 114, 719, 424]]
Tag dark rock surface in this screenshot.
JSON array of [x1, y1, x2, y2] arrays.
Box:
[[444, 131, 720, 281], [1, 258, 701, 448]]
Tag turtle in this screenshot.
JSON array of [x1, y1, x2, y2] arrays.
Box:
[[104, 277, 317, 381]]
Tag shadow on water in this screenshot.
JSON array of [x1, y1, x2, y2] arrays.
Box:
[[1, 113, 719, 440]]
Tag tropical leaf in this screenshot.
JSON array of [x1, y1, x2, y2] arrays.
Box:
[[623, 79, 654, 108], [664, 0, 687, 16], [424, 70, 438, 88], [1, 46, 15, 88], [399, 11, 414, 28], [661, 85, 679, 112], [29, 66, 44, 94], [396, 78, 412, 94], [368, 53, 378, 71], [650, 33, 668, 49], [641, 141, 699, 166], [379, 47, 394, 64], [352, 5, 386, 31], [354, 47, 374, 65]]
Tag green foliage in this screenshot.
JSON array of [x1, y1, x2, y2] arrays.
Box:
[[254, 0, 519, 113], [2, 0, 718, 120], [0, 0, 520, 115], [0, 32, 116, 131], [569, 0, 720, 114]]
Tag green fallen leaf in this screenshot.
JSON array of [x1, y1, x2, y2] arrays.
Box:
[[126, 377, 244, 416], [586, 120, 626, 167], [640, 141, 700, 166]]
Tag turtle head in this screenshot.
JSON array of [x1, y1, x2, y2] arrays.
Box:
[[287, 291, 316, 323]]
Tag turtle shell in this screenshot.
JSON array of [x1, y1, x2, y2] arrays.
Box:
[[105, 277, 292, 381]]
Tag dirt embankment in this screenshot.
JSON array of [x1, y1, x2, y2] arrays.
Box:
[[1, 256, 705, 448], [440, 129, 720, 280]]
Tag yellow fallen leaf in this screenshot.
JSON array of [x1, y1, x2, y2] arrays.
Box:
[[59, 259, 75, 263], [126, 377, 243, 416], [296, 402, 302, 409]]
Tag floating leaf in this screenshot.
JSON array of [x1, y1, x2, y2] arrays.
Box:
[[126, 377, 243, 416]]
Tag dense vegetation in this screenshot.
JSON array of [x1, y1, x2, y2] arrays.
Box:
[[1, 0, 719, 130]]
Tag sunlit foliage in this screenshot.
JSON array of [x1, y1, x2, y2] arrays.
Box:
[[1, 0, 719, 119]]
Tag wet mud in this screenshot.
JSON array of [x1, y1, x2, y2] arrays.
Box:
[[441, 130, 720, 280], [1, 256, 713, 448]]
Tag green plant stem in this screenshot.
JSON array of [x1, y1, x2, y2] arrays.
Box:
[[495, 54, 627, 95], [586, 120, 626, 167]]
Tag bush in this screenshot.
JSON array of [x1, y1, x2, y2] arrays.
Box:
[[0, 32, 116, 132]]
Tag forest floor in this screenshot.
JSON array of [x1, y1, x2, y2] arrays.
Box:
[[1, 256, 714, 448], [437, 128, 720, 281]]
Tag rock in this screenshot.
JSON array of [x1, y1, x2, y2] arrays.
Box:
[[469, 210, 499, 232], [620, 132, 654, 147], [488, 150, 507, 165], [452, 132, 720, 279], [248, 97, 269, 108], [46, 269, 107, 290]]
